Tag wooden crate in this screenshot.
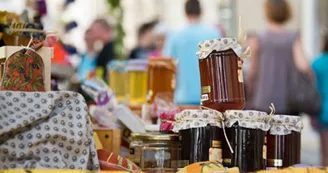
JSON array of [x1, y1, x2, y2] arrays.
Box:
[[94, 128, 121, 154]]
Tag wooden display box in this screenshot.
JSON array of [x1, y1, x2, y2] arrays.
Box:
[[0, 46, 54, 91], [94, 128, 121, 154]]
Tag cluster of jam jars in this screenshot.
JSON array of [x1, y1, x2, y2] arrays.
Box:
[[196, 38, 302, 173]]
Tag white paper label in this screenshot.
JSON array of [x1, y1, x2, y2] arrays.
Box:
[[209, 148, 222, 161], [238, 69, 244, 83], [201, 94, 209, 102]]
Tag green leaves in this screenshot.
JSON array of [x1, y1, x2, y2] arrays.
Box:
[[13, 77, 20, 85], [20, 82, 28, 87]]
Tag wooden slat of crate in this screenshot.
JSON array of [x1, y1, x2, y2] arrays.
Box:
[[94, 128, 121, 154]]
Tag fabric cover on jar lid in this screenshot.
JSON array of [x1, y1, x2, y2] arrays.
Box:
[[196, 38, 250, 60], [224, 110, 270, 131], [172, 109, 224, 133], [269, 115, 303, 135]]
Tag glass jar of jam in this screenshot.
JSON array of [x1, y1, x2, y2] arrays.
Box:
[[126, 60, 148, 105], [222, 110, 269, 173], [267, 115, 302, 169], [147, 58, 176, 104], [108, 60, 128, 103], [198, 38, 245, 112], [173, 109, 224, 164], [139, 133, 183, 173]]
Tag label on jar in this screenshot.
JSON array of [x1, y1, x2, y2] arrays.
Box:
[[201, 94, 209, 102], [212, 140, 222, 148], [238, 69, 244, 83], [201, 86, 211, 94], [267, 159, 283, 167], [263, 145, 267, 159], [209, 148, 222, 161], [223, 158, 231, 165]]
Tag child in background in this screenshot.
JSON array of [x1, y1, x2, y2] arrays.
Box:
[[312, 30, 328, 166]]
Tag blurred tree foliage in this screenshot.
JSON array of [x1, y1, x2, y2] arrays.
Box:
[[107, 0, 125, 59]]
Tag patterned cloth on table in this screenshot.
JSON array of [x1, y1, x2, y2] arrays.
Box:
[[0, 91, 99, 170]]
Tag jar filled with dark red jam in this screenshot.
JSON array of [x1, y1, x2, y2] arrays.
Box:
[[198, 38, 245, 112], [267, 115, 302, 169], [222, 110, 269, 173], [173, 109, 224, 164]]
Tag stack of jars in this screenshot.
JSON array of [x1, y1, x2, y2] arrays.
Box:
[[173, 38, 301, 173]]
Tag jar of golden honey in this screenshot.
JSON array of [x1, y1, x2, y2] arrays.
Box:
[[108, 60, 128, 102], [147, 57, 176, 104], [126, 60, 148, 105]]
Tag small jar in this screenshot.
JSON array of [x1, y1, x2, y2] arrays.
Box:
[[139, 133, 182, 173], [222, 110, 269, 173], [108, 60, 128, 103], [173, 109, 224, 164], [147, 58, 176, 104], [267, 115, 302, 169], [126, 60, 148, 105], [198, 38, 245, 112]]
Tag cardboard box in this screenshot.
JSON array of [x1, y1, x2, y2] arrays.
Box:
[[0, 46, 54, 91], [94, 128, 121, 154]]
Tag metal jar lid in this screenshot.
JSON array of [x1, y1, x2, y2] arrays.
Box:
[[131, 133, 179, 141]]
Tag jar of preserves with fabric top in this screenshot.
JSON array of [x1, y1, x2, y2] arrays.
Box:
[[222, 110, 270, 173], [267, 115, 302, 169], [197, 38, 246, 112], [173, 109, 224, 164]]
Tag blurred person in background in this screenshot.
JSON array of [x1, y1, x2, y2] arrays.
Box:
[[248, 0, 311, 113], [76, 28, 97, 81], [129, 21, 157, 60], [312, 30, 328, 165], [149, 22, 169, 57], [90, 18, 116, 79], [164, 0, 221, 106]]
